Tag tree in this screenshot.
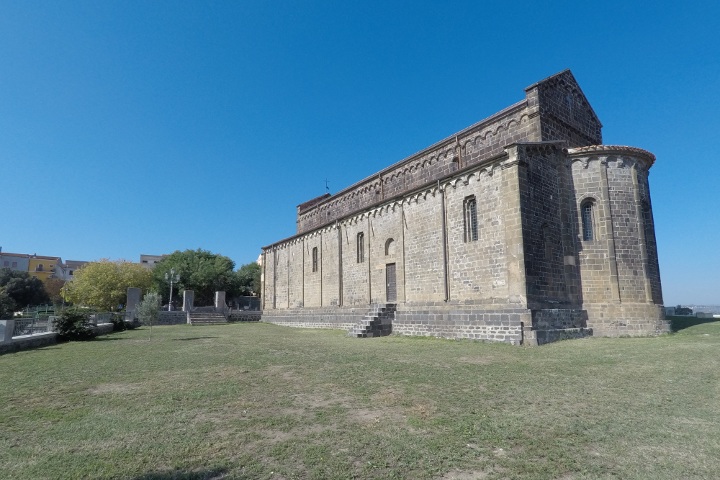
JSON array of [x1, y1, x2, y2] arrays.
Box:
[[236, 262, 261, 296], [62, 260, 153, 311], [152, 249, 239, 306], [136, 292, 161, 337], [0, 290, 15, 320], [44, 278, 66, 306], [0, 268, 49, 309]]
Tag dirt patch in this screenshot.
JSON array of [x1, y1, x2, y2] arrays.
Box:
[[348, 408, 405, 425], [291, 391, 354, 409], [407, 401, 436, 419], [371, 387, 403, 406]]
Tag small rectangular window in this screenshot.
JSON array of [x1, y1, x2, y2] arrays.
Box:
[[312, 247, 318, 272]]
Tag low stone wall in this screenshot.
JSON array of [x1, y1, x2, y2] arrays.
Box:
[[261, 307, 364, 331], [0, 322, 115, 355], [93, 323, 115, 336], [155, 311, 188, 325], [393, 305, 530, 344], [228, 311, 262, 322], [0, 332, 58, 354]]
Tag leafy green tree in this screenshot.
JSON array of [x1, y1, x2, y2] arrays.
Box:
[[236, 262, 261, 296], [0, 289, 15, 319], [0, 268, 49, 309], [61, 260, 153, 311], [152, 249, 239, 306]]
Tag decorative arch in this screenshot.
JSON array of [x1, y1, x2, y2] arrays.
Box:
[[385, 238, 395, 256]]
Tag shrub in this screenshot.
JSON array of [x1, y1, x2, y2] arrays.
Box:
[[55, 307, 96, 341], [111, 314, 127, 332]]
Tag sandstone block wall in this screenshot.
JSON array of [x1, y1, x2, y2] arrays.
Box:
[[262, 70, 667, 343]]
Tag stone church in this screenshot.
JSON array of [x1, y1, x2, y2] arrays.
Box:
[[261, 70, 668, 345]]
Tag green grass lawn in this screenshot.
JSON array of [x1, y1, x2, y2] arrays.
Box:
[[1, 318, 719, 479]]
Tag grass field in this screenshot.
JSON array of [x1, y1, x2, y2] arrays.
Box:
[[1, 318, 719, 479]]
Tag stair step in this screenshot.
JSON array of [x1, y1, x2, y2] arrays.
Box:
[[348, 303, 396, 338]]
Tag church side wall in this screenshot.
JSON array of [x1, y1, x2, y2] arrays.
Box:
[[303, 234, 322, 307], [321, 230, 341, 307], [367, 205, 404, 304], [444, 163, 509, 304], [288, 241, 304, 308], [340, 220, 370, 306], [516, 144, 578, 306], [274, 246, 289, 309], [402, 191, 445, 303]]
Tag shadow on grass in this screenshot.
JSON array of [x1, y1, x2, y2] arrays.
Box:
[[669, 316, 720, 333], [95, 336, 130, 341], [172, 336, 219, 341], [132, 468, 228, 480]]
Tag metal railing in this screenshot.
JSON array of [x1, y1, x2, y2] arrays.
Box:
[[13, 316, 52, 336]]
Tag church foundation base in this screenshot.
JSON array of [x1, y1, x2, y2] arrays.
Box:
[[585, 303, 668, 337]]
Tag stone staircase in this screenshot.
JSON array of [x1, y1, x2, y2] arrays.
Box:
[[189, 311, 227, 325], [349, 304, 396, 338]]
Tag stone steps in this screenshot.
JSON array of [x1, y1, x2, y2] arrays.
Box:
[[189, 312, 227, 325], [348, 304, 395, 338]]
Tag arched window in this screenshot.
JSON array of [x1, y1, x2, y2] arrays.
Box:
[[464, 196, 478, 242], [312, 247, 318, 272], [581, 200, 595, 241], [385, 238, 395, 256], [357, 232, 365, 263]]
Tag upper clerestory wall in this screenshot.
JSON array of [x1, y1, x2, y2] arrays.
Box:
[[295, 69, 602, 235]]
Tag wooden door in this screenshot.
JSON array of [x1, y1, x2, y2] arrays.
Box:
[[386, 263, 397, 303]]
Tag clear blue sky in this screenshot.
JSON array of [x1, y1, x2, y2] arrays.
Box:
[[1, 1, 718, 305]]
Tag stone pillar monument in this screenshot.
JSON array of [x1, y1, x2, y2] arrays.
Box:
[[183, 290, 194, 312], [183, 290, 194, 324], [215, 291, 226, 312], [0, 320, 15, 344], [126, 287, 142, 316]]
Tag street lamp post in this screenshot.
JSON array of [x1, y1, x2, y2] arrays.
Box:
[[165, 268, 180, 311]]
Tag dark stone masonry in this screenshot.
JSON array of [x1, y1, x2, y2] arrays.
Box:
[[261, 70, 668, 345]]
